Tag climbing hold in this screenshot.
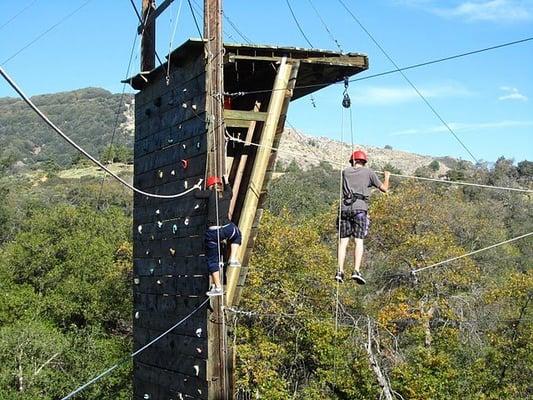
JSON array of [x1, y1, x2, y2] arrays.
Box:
[[145, 249, 151, 256], [196, 141, 201, 149], [192, 104, 197, 110], [196, 347, 202, 354], [134, 311, 140, 319], [155, 209, 160, 215], [195, 327, 202, 337], [167, 138, 174, 144], [184, 217, 190, 226], [182, 143, 187, 149], [157, 258, 162, 265], [182, 103, 187, 109], [157, 221, 163, 228], [149, 268, 154, 275], [172, 224, 178, 234], [137, 225, 143, 234], [133, 278, 140, 285], [170, 169, 176, 176], [156, 279, 162, 285], [194, 203, 200, 210], [193, 365, 199, 376], [143, 394, 150, 400], [157, 170, 163, 179], [181, 159, 189, 169], [184, 181, 189, 189], [169, 248, 176, 256]]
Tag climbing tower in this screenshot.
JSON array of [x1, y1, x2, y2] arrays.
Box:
[[127, 38, 368, 399]]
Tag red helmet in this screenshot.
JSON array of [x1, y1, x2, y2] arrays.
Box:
[[350, 150, 368, 163], [206, 176, 222, 188]]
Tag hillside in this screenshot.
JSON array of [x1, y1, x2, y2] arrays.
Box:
[[0, 88, 134, 168], [1, 87, 453, 175]]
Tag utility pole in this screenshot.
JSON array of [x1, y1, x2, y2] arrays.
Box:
[[204, 4, 228, 399], [141, 0, 156, 72], [204, 0, 225, 177]]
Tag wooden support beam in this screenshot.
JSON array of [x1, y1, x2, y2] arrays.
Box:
[[225, 58, 293, 306], [223, 109, 268, 122], [228, 102, 261, 219], [141, 0, 156, 72]]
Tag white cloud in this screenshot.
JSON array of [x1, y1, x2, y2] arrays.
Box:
[[390, 120, 533, 136], [399, 0, 533, 22], [353, 84, 473, 105], [498, 86, 528, 101]]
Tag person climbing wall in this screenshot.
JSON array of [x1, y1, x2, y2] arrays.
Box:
[[195, 175, 242, 296]]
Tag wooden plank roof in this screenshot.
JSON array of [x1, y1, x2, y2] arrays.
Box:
[[125, 38, 368, 96]]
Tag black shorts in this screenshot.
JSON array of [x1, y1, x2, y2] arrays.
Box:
[[337, 210, 370, 239]]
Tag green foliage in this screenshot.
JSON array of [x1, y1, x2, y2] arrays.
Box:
[[266, 162, 338, 217], [237, 161, 532, 399], [0, 204, 132, 399], [0, 88, 133, 169]]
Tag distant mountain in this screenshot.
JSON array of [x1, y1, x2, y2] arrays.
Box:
[[0, 87, 134, 168], [0, 87, 449, 175], [277, 129, 451, 175]]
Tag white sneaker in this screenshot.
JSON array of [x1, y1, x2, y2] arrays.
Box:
[[206, 286, 224, 297]]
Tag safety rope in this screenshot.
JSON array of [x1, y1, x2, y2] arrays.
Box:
[[60, 298, 210, 400], [165, 0, 184, 85], [306, 0, 343, 52], [0, 66, 203, 199], [225, 135, 533, 194], [285, 0, 314, 48], [96, 29, 139, 208], [412, 231, 533, 275], [336, 0, 479, 164]]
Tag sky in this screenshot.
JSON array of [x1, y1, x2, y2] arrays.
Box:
[[0, 0, 532, 163]]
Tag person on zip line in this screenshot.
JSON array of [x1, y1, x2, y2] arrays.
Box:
[[336, 150, 390, 284], [195, 175, 242, 297]]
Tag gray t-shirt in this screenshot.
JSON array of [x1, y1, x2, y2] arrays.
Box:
[[341, 166, 382, 211]]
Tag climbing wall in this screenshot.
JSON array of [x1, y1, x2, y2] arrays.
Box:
[[131, 50, 211, 399]]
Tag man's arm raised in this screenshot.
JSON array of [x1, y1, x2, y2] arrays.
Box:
[[379, 171, 390, 193]]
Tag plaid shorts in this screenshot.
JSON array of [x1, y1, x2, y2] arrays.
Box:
[[337, 210, 370, 239]]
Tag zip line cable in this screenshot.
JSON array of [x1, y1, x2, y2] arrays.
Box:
[[306, 0, 343, 52], [285, 0, 314, 48], [411, 231, 533, 275], [224, 35, 533, 96], [225, 135, 533, 193], [60, 298, 210, 400], [96, 30, 139, 209], [352, 36, 533, 84], [187, 0, 204, 39], [0, 0, 39, 32], [336, 0, 479, 164], [1, 0, 94, 66], [0, 66, 203, 199], [222, 10, 253, 44]]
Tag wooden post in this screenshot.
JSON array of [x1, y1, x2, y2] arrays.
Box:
[[228, 101, 261, 218], [204, 2, 227, 399], [225, 58, 293, 306], [141, 0, 156, 72], [204, 0, 225, 178]]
